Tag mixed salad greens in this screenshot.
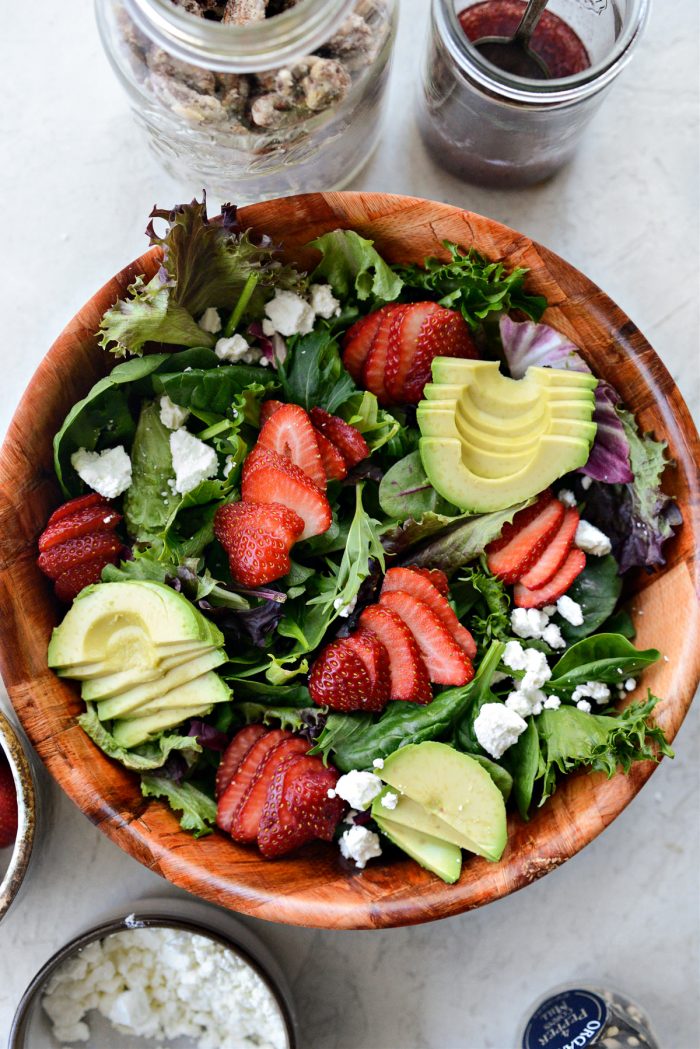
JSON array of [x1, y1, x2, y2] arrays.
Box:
[[40, 197, 677, 877]]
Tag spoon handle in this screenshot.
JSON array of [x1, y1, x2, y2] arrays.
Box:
[[514, 0, 550, 44]]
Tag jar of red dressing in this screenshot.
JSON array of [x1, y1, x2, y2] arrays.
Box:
[[418, 0, 650, 187]]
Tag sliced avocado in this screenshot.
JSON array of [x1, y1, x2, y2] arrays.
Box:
[[48, 582, 207, 668], [59, 643, 216, 681], [374, 812, 462, 884], [372, 789, 484, 853], [378, 742, 507, 863], [94, 649, 226, 717], [126, 670, 231, 717], [111, 704, 214, 748], [83, 645, 221, 702]]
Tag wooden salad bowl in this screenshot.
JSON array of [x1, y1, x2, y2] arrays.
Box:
[[0, 192, 698, 929]]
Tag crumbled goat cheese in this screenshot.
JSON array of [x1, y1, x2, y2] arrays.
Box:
[[343, 809, 358, 825], [542, 605, 557, 616], [372, 758, 384, 769], [264, 290, 315, 336], [380, 791, 399, 810], [543, 695, 561, 710], [576, 699, 592, 713], [334, 770, 384, 810], [491, 670, 510, 684], [575, 519, 612, 556], [503, 640, 528, 671], [159, 394, 190, 430], [542, 622, 566, 649], [71, 446, 132, 499], [42, 927, 286, 1049], [169, 429, 218, 495], [557, 488, 577, 507], [309, 283, 341, 319], [519, 647, 552, 692], [506, 690, 545, 718], [262, 318, 276, 337], [333, 594, 358, 618], [511, 607, 549, 640], [580, 475, 593, 490], [572, 681, 611, 706], [624, 678, 637, 692], [215, 333, 261, 364], [556, 594, 584, 626], [474, 703, 527, 759], [339, 825, 382, 868], [198, 307, 222, 334]]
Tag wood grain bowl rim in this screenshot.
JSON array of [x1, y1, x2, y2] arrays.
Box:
[[0, 191, 698, 930]]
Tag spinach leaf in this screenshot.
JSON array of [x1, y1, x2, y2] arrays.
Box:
[[379, 451, 458, 521], [312, 640, 504, 771], [141, 774, 217, 837], [600, 609, 636, 640], [557, 555, 623, 642], [228, 678, 311, 707], [123, 402, 178, 540], [276, 327, 356, 414], [549, 634, 660, 689], [153, 364, 275, 416], [309, 229, 403, 304], [161, 479, 235, 560], [399, 501, 532, 574], [394, 242, 546, 329], [468, 754, 513, 803], [506, 717, 541, 820]]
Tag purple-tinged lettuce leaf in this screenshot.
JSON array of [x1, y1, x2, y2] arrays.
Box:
[[387, 501, 531, 571], [499, 316, 633, 484], [187, 720, 229, 753]]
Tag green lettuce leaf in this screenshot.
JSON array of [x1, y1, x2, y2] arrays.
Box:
[[392, 501, 531, 572], [235, 703, 314, 734], [161, 479, 235, 561], [98, 272, 210, 359], [549, 634, 660, 690], [123, 402, 178, 541], [505, 717, 542, 820], [78, 703, 201, 771], [275, 327, 356, 414], [141, 775, 217, 837], [556, 555, 622, 642], [393, 242, 547, 329], [153, 364, 276, 417], [310, 229, 403, 303], [337, 391, 401, 452], [379, 450, 459, 521]]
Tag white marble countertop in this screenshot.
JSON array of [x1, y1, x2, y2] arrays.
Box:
[[0, 1, 698, 1046]]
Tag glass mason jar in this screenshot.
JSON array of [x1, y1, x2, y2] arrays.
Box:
[[417, 0, 650, 188], [95, 0, 397, 201]]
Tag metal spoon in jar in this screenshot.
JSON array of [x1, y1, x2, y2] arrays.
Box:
[[472, 0, 552, 80]]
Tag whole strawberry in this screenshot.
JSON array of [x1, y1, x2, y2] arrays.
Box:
[[0, 752, 18, 850]]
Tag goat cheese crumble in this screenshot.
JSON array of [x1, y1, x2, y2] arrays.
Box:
[[308, 283, 341, 319], [71, 446, 132, 499], [511, 607, 549, 640], [214, 333, 261, 364], [474, 703, 527, 759], [557, 488, 577, 507], [41, 927, 287, 1049], [339, 825, 382, 868], [575, 519, 612, 556], [572, 681, 611, 706], [264, 290, 315, 336], [556, 594, 584, 626], [197, 307, 222, 333], [159, 395, 190, 430], [576, 699, 592, 713], [334, 770, 384, 810], [169, 429, 218, 495], [380, 791, 399, 810]]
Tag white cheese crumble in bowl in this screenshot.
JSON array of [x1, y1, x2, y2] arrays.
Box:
[[10, 900, 297, 1049]]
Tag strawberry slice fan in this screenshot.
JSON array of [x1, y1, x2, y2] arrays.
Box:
[[37, 494, 125, 602], [486, 491, 586, 608]]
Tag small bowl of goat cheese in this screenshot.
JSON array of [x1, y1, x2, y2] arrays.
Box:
[[10, 898, 297, 1049]]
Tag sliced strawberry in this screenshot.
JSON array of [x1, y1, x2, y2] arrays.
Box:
[[402, 304, 479, 404], [214, 500, 304, 586], [518, 507, 580, 591], [215, 725, 267, 799], [231, 736, 309, 843], [486, 494, 565, 584], [381, 567, 476, 659], [358, 604, 432, 704], [514, 548, 587, 609], [342, 306, 395, 383], [258, 754, 345, 858], [385, 302, 440, 402], [380, 590, 474, 686], [216, 729, 290, 833], [344, 629, 390, 712], [0, 753, 18, 850], [46, 493, 106, 527], [241, 448, 332, 541], [408, 566, 450, 598], [313, 427, 348, 481], [309, 408, 370, 468], [37, 531, 124, 581], [259, 399, 284, 427], [486, 490, 554, 555], [363, 305, 408, 405], [308, 640, 373, 712], [54, 560, 111, 602], [258, 403, 326, 489], [39, 503, 121, 553]]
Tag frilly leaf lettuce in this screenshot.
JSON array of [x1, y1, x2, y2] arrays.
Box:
[[379, 451, 458, 522], [78, 703, 201, 771], [123, 402, 178, 541], [141, 774, 217, 837], [309, 229, 403, 304], [395, 242, 547, 328], [98, 271, 210, 359]]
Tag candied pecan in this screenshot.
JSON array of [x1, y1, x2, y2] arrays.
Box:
[[217, 74, 251, 117], [325, 13, 374, 57], [250, 92, 307, 129], [150, 75, 227, 124], [223, 0, 267, 24], [147, 46, 217, 94], [300, 57, 351, 111]]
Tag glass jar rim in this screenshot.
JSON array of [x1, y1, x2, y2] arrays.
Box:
[[123, 0, 356, 72], [435, 0, 651, 105]]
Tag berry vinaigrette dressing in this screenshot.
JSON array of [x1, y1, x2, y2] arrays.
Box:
[[459, 0, 590, 79]]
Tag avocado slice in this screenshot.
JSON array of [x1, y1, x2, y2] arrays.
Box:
[[48, 582, 209, 668], [373, 811, 462, 884], [110, 704, 214, 748], [125, 670, 231, 718], [84, 646, 223, 703], [372, 789, 486, 855], [378, 742, 507, 863], [58, 642, 216, 681], [94, 649, 227, 716]]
